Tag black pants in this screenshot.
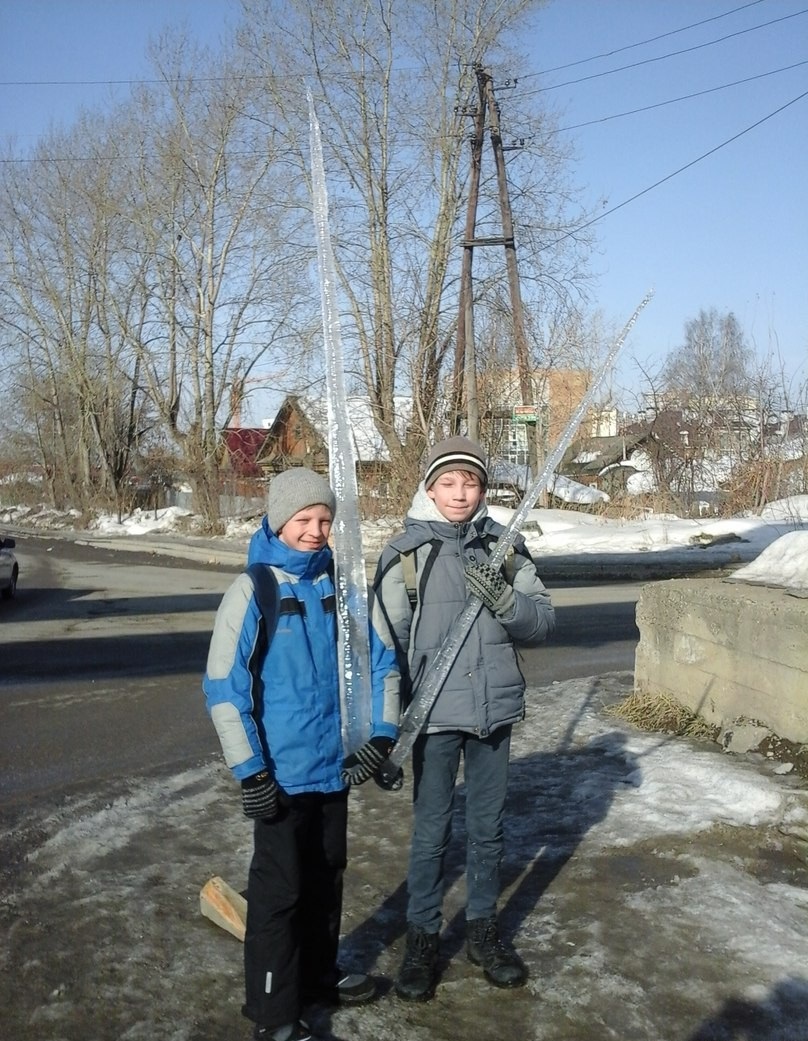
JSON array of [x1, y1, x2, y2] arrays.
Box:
[[243, 790, 348, 1031]]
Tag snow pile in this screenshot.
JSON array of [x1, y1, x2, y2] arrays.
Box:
[[728, 530, 808, 593], [91, 505, 193, 535], [547, 473, 609, 505]]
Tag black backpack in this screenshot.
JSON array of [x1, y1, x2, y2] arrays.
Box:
[[245, 563, 281, 667]]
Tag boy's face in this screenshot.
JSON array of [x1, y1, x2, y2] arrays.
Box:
[[427, 470, 484, 522], [278, 503, 333, 551]]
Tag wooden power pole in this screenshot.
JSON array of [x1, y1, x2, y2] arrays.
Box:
[[453, 66, 535, 460], [484, 74, 532, 412], [452, 69, 486, 438]]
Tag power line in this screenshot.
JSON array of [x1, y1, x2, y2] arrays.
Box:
[[551, 59, 808, 134], [3, 53, 803, 164], [539, 86, 808, 250], [4, 5, 801, 95], [0, 2, 772, 90], [0, 74, 250, 88], [3, 16, 806, 169], [515, 7, 808, 97], [527, 0, 768, 77], [2, 6, 804, 155]]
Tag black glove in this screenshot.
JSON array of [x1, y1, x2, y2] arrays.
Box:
[[341, 736, 395, 787], [241, 770, 279, 821], [464, 561, 515, 618]]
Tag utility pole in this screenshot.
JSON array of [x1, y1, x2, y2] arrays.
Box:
[[452, 69, 487, 438], [453, 66, 537, 474], [484, 74, 531, 413]]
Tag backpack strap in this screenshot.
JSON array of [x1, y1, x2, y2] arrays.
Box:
[[400, 540, 442, 611], [375, 541, 440, 613], [246, 561, 335, 648], [400, 548, 418, 609], [245, 563, 281, 665]]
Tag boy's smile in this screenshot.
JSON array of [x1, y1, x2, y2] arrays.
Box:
[[427, 471, 485, 523], [278, 504, 334, 551]]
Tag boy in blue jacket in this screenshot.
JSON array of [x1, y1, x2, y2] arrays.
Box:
[[203, 467, 400, 1041], [373, 437, 555, 1002]]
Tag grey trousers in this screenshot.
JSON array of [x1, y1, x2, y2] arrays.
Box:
[[406, 726, 512, 932]]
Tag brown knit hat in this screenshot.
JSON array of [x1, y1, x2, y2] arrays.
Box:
[[424, 436, 488, 489]]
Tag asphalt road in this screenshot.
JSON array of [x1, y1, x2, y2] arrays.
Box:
[[0, 533, 641, 806], [0, 535, 231, 806]]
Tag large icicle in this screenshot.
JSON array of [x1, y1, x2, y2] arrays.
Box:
[[378, 291, 653, 785], [308, 93, 372, 755]]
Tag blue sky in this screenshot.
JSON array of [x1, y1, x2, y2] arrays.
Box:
[[2, 0, 806, 412]]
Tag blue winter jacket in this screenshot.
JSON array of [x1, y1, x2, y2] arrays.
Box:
[[203, 518, 400, 795]]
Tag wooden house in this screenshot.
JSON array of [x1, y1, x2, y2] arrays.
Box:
[[560, 431, 652, 496], [256, 393, 413, 501]]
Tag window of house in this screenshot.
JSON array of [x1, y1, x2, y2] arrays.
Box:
[[507, 422, 529, 466]]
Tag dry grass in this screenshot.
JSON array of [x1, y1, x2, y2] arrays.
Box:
[[608, 689, 719, 741]]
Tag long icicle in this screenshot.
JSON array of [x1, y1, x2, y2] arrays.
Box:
[[308, 92, 372, 755], [378, 291, 653, 784]]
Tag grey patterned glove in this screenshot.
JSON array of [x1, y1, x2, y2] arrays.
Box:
[[464, 561, 515, 618], [241, 770, 279, 821], [341, 736, 395, 786]]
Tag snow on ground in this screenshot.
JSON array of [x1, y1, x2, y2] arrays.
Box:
[[496, 494, 808, 570], [3, 675, 808, 1041], [6, 492, 808, 587], [2, 494, 808, 1038], [728, 531, 808, 592]]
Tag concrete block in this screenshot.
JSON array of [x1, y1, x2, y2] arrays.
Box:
[[634, 578, 808, 744]]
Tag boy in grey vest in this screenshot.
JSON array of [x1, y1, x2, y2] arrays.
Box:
[[373, 437, 555, 1001]]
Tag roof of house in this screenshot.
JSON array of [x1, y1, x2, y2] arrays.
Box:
[[221, 427, 270, 477], [293, 393, 414, 462], [562, 431, 651, 477]]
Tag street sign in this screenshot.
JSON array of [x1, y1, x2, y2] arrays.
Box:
[[512, 405, 537, 423]]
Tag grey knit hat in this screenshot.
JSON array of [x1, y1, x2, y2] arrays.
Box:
[[266, 467, 337, 534], [424, 436, 488, 489]]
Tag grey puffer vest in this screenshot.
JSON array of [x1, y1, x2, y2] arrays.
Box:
[[373, 486, 555, 737]]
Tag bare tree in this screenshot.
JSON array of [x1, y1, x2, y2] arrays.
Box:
[[662, 309, 753, 406], [0, 31, 313, 525], [109, 35, 313, 525], [236, 0, 590, 496], [0, 113, 155, 513], [631, 309, 806, 514], [1, 3, 597, 519]]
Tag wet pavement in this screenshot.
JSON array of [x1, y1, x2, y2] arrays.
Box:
[[2, 671, 808, 1041]]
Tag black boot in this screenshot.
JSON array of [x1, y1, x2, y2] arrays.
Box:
[[395, 926, 439, 1002], [302, 967, 377, 1006], [466, 916, 527, 988], [254, 1022, 325, 1041]]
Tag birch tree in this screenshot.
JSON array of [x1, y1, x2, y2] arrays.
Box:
[[113, 35, 312, 525], [0, 115, 153, 512], [236, 0, 588, 490]]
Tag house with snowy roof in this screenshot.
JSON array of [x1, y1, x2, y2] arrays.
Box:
[[560, 431, 653, 497], [255, 393, 414, 499]]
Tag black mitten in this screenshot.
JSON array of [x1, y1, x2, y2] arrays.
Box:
[[341, 736, 395, 786], [241, 770, 279, 821], [464, 561, 515, 617]]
